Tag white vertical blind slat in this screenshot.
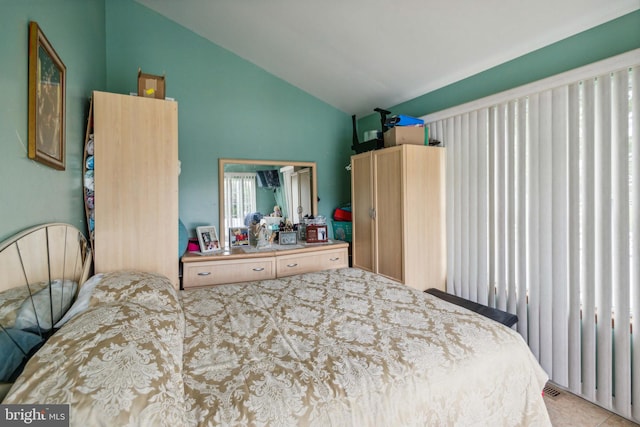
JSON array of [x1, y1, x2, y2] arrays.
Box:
[[488, 108, 497, 307], [461, 113, 471, 299], [516, 98, 528, 339], [581, 77, 597, 400], [496, 104, 507, 311], [454, 116, 463, 296], [611, 68, 631, 416], [446, 118, 457, 294], [595, 72, 613, 406], [631, 64, 640, 422], [469, 111, 479, 303], [477, 109, 490, 307], [567, 82, 582, 392], [507, 101, 517, 315], [527, 93, 541, 360], [551, 85, 569, 386], [539, 89, 554, 375]]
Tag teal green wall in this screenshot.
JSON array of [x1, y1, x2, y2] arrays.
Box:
[[103, 0, 353, 236], [357, 10, 640, 135], [1, 2, 637, 243], [0, 0, 106, 242]]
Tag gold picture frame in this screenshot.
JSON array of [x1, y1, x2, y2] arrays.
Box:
[[28, 21, 66, 170]]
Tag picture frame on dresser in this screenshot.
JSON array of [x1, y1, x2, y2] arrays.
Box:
[[196, 226, 220, 253], [279, 231, 297, 245], [28, 21, 66, 171], [229, 227, 250, 247]]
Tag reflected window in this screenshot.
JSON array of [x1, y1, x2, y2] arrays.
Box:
[[224, 172, 256, 229]]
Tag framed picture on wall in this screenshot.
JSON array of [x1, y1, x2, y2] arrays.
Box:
[[28, 21, 67, 170], [196, 226, 220, 253]]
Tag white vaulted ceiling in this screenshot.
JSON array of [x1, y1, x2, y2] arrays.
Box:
[[135, 0, 639, 116]]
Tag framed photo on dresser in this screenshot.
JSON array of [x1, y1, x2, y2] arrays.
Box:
[[229, 227, 250, 247], [196, 226, 220, 253]]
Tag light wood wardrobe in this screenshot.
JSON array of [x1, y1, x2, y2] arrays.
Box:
[[351, 144, 446, 291], [89, 91, 179, 288]]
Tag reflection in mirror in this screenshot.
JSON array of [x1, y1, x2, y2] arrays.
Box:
[[218, 159, 317, 246]]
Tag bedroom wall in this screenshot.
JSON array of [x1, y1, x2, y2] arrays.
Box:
[[0, 0, 107, 242], [356, 9, 640, 134], [2, 3, 636, 245], [103, 0, 354, 237]]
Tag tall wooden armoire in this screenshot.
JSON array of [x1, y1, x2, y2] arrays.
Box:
[[351, 144, 446, 291], [90, 91, 179, 288]]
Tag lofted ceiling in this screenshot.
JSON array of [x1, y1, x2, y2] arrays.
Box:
[[136, 0, 638, 117]]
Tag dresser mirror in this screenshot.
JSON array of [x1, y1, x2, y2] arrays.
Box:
[[218, 158, 317, 246]]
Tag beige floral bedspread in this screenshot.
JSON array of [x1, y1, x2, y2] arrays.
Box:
[[3, 272, 187, 427], [181, 268, 551, 426], [5, 268, 551, 426]]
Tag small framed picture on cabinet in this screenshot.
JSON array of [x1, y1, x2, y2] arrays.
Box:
[[196, 226, 220, 253], [279, 231, 297, 245], [229, 227, 250, 247]]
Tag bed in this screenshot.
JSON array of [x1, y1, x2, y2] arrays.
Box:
[[1, 223, 551, 426]]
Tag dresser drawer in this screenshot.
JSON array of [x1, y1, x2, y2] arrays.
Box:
[[183, 257, 275, 288], [276, 247, 348, 277]]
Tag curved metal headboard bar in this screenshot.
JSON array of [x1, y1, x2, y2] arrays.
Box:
[[0, 223, 92, 394], [0, 223, 92, 294]]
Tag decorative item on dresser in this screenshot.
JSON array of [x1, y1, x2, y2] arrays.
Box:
[[351, 144, 446, 291], [83, 91, 179, 288], [195, 226, 220, 253]]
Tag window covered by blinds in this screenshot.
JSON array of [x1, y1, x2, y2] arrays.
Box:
[[423, 49, 639, 422]]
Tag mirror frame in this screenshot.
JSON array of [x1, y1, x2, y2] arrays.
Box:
[[218, 158, 318, 246]]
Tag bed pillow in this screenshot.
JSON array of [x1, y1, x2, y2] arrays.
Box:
[[0, 328, 43, 382], [53, 273, 104, 328], [88, 271, 182, 315], [13, 279, 78, 331]]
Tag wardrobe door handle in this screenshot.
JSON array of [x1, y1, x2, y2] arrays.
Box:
[[286, 263, 298, 268], [197, 272, 211, 276], [252, 267, 265, 272]]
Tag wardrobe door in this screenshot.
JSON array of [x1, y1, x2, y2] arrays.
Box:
[[402, 145, 446, 291], [351, 152, 374, 272], [373, 148, 403, 282]]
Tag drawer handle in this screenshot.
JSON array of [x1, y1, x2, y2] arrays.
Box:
[[252, 267, 265, 272], [286, 263, 298, 268], [197, 272, 211, 276], [330, 257, 340, 261]]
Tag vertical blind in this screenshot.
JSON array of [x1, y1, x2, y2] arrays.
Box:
[[424, 51, 639, 422]]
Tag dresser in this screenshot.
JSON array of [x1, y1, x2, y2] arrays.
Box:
[[181, 241, 349, 288]]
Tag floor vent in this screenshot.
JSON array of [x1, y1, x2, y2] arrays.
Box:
[[543, 385, 562, 399]]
